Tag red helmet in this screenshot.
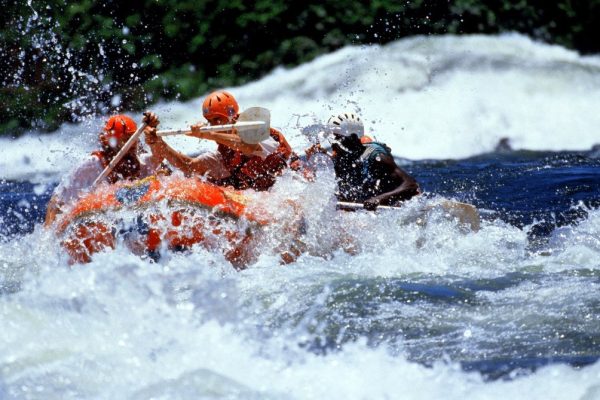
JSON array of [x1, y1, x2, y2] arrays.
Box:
[[202, 90, 239, 121], [103, 115, 137, 140]]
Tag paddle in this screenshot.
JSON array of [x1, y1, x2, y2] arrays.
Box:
[[92, 121, 148, 187], [337, 200, 481, 231], [156, 121, 265, 137], [337, 201, 396, 211], [236, 107, 271, 144], [155, 107, 271, 144]]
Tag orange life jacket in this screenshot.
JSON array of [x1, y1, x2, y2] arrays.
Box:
[[212, 128, 293, 191], [92, 150, 141, 184]]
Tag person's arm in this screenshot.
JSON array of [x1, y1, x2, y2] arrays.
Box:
[[44, 194, 63, 226], [44, 158, 104, 226], [305, 143, 333, 160], [187, 125, 264, 156], [363, 154, 420, 210], [145, 127, 216, 176], [141, 112, 164, 168]]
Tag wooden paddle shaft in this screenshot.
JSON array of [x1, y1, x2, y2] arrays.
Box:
[[156, 121, 265, 137], [337, 201, 396, 210], [93, 122, 148, 187]]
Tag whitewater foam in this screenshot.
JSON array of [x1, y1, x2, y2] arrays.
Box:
[[2, 33, 600, 398], [2, 240, 600, 399], [3, 34, 600, 182]]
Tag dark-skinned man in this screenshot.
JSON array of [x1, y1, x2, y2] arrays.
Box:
[[307, 112, 420, 210]]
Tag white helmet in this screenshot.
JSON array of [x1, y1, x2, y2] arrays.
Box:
[[327, 112, 364, 138]]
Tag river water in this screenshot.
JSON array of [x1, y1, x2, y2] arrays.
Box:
[[1, 34, 600, 399]]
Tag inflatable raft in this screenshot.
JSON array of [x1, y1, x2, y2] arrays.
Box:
[[52, 176, 481, 266], [54, 176, 267, 266]]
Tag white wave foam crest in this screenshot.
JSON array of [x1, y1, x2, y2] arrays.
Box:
[[2, 253, 600, 399], [544, 207, 600, 269], [238, 33, 600, 159], [1, 194, 599, 397], [2, 33, 600, 181]]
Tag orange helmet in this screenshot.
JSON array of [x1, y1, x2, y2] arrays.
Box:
[[103, 115, 137, 140], [360, 135, 373, 144], [202, 90, 239, 121]]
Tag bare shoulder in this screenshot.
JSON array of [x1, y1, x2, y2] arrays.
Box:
[[67, 156, 103, 184], [194, 150, 223, 162]]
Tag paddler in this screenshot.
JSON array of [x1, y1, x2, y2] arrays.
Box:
[[44, 113, 164, 225], [306, 112, 420, 210], [144, 90, 299, 191]]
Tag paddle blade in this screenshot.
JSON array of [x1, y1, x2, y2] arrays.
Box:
[[237, 107, 270, 144], [439, 201, 481, 231], [337, 200, 481, 232]]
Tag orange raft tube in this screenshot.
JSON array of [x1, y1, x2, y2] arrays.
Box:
[[54, 176, 268, 266]]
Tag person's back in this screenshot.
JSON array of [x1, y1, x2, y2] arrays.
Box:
[[333, 140, 402, 202], [45, 114, 162, 225], [323, 112, 420, 209], [332, 144, 366, 202], [144, 90, 296, 192], [211, 127, 293, 191]]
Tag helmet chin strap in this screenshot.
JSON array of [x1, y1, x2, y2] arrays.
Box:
[[329, 133, 363, 153], [328, 137, 350, 153]]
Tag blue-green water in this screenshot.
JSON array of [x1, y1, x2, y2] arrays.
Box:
[[2, 32, 600, 398], [1, 150, 599, 386]]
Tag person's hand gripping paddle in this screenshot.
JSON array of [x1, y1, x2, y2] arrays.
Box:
[[92, 113, 155, 187], [155, 107, 271, 145]]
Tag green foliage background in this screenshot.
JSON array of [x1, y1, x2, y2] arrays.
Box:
[[2, 0, 599, 134]]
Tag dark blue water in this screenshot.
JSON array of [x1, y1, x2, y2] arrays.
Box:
[[410, 151, 600, 245], [2, 150, 598, 239], [0, 180, 55, 239], [1, 149, 599, 381]]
